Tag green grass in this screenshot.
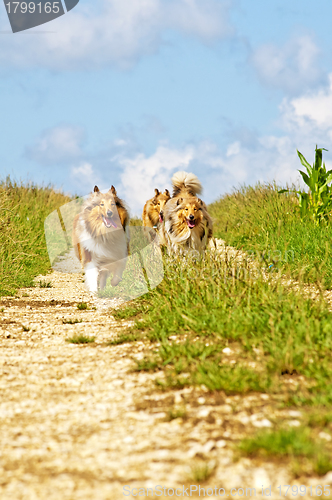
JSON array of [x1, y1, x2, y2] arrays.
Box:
[[111, 303, 148, 320], [209, 183, 332, 288], [189, 462, 216, 483], [98, 184, 332, 407], [107, 332, 141, 345], [62, 318, 83, 325], [307, 412, 332, 428], [38, 280, 52, 288], [166, 407, 187, 421], [117, 249, 332, 404], [98, 227, 163, 301], [0, 177, 70, 296], [238, 427, 316, 458], [98, 252, 149, 300], [129, 216, 143, 226], [66, 334, 95, 344], [76, 302, 89, 310], [238, 427, 332, 476]]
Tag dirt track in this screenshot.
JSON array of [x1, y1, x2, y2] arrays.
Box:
[[0, 262, 331, 499]]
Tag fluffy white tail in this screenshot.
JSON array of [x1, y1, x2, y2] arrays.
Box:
[[171, 171, 202, 197]]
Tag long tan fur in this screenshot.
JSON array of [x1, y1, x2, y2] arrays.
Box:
[[72, 185, 129, 293], [171, 171, 202, 197], [159, 171, 212, 255], [142, 188, 170, 228]]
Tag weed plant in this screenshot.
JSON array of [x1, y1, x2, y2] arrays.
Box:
[[0, 177, 70, 296], [166, 407, 187, 421], [38, 280, 52, 288], [76, 302, 89, 310], [189, 462, 215, 483], [66, 334, 95, 344], [279, 146, 332, 224], [62, 318, 83, 325], [107, 332, 141, 345], [129, 217, 143, 226], [238, 427, 332, 476]]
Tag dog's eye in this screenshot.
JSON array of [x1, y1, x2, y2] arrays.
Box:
[[185, 208, 188, 211], [100, 203, 104, 206]]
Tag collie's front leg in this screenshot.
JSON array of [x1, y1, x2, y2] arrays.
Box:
[[107, 257, 127, 287], [84, 262, 99, 293], [99, 269, 110, 290]]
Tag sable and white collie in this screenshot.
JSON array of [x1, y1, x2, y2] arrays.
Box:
[[160, 172, 213, 256], [142, 188, 170, 228], [72, 185, 129, 294]]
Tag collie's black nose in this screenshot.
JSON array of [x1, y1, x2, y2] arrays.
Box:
[[189, 214, 195, 220], [107, 210, 113, 217]]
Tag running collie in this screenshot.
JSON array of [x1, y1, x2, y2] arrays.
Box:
[[160, 171, 213, 255], [142, 188, 170, 228], [72, 186, 129, 293]]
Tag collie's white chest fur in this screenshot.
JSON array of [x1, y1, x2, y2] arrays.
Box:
[[77, 218, 128, 293]]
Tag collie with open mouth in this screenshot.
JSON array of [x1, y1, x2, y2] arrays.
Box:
[[159, 171, 213, 256], [72, 185, 129, 294], [142, 188, 170, 229]]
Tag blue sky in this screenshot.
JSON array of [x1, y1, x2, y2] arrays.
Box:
[[1, 0, 332, 214]]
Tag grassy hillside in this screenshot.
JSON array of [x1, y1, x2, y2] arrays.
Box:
[[209, 183, 332, 289], [110, 183, 332, 475], [111, 184, 332, 407], [113, 251, 332, 406], [0, 178, 71, 296], [3, 178, 332, 475]]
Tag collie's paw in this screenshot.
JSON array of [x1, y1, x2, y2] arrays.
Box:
[[111, 275, 122, 287]]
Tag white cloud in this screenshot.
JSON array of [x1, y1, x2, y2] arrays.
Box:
[[226, 141, 240, 157], [281, 74, 332, 130], [213, 78, 332, 196], [251, 35, 323, 94], [26, 124, 85, 165], [277, 74, 332, 163], [163, 0, 233, 41], [0, 0, 234, 71], [71, 162, 98, 191], [117, 144, 194, 213], [110, 137, 300, 215]]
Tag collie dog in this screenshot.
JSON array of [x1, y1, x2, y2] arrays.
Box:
[[160, 171, 213, 256], [72, 185, 129, 293], [142, 188, 170, 228]]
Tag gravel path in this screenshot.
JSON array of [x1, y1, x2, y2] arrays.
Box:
[[0, 247, 331, 499]]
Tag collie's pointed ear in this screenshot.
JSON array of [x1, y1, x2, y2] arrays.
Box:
[[110, 185, 117, 196], [94, 186, 100, 193], [177, 197, 183, 206], [164, 189, 170, 197], [154, 188, 160, 196]]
